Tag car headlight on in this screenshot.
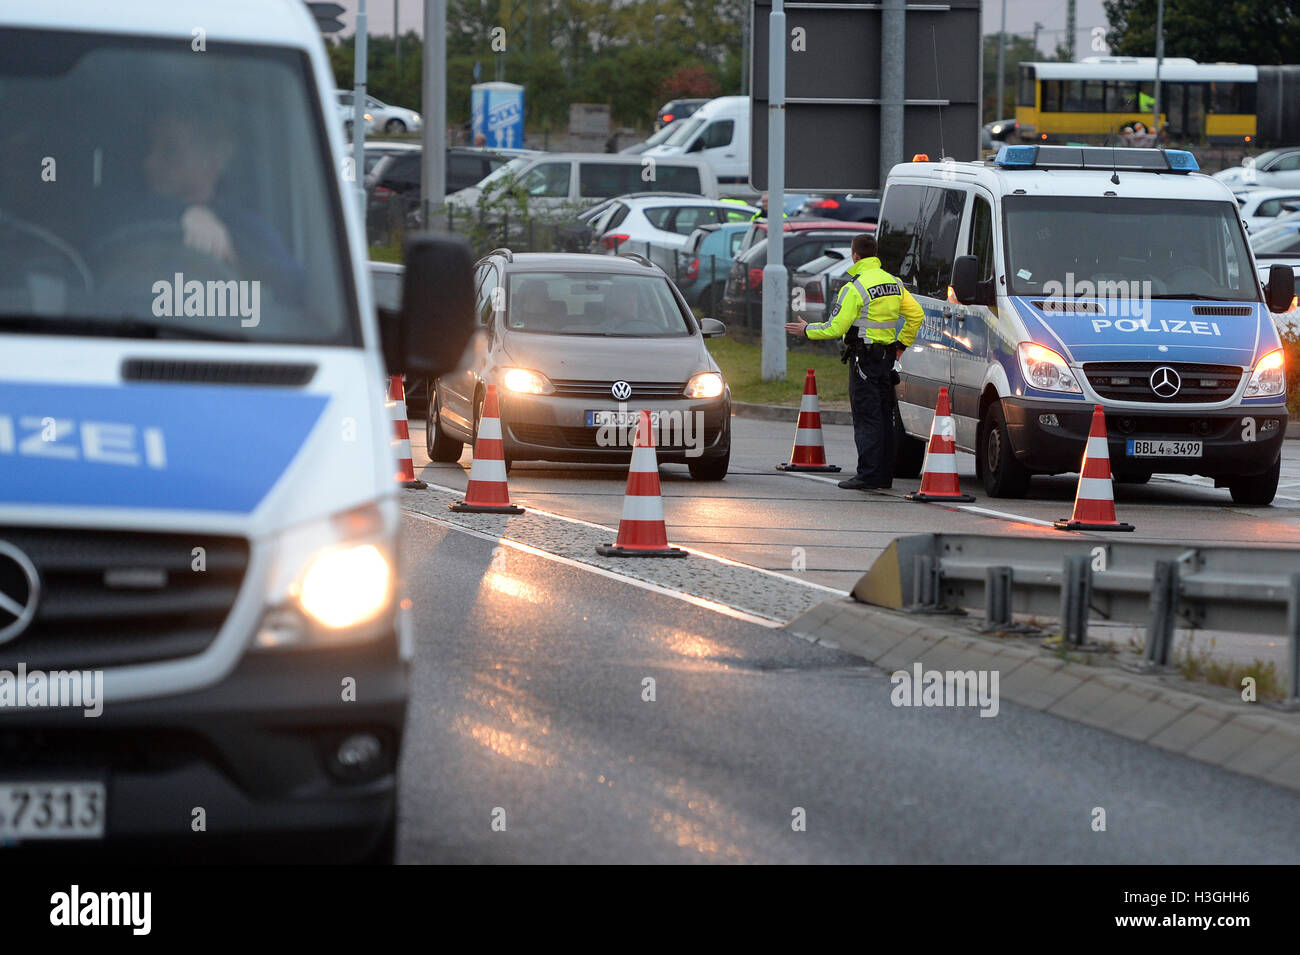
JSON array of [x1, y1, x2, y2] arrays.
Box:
[[684, 372, 725, 399], [502, 368, 553, 395], [1017, 342, 1080, 393], [254, 501, 398, 650], [1245, 348, 1285, 398]]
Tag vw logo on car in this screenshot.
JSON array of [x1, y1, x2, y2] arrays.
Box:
[[611, 380, 633, 401], [1149, 366, 1181, 399]]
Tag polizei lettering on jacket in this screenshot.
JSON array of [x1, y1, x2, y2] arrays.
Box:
[[0, 415, 167, 468], [1091, 317, 1222, 335]]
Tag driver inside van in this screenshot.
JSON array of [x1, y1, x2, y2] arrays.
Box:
[[94, 101, 306, 304]]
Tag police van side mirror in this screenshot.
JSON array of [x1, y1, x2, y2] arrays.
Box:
[[950, 255, 980, 306], [1266, 263, 1296, 314], [392, 233, 477, 378]]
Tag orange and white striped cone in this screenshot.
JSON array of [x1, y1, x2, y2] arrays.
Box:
[[906, 386, 975, 503], [449, 385, 524, 514], [387, 375, 427, 490], [776, 369, 841, 472], [597, 410, 686, 558], [1054, 405, 1134, 532]]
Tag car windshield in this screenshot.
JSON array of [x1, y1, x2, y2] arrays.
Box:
[[1003, 196, 1258, 301], [476, 156, 531, 190], [1254, 227, 1300, 255], [644, 123, 679, 148], [507, 272, 691, 336], [0, 28, 356, 344], [662, 117, 705, 148]]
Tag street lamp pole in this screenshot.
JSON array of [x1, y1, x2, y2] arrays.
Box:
[[1153, 0, 1164, 136], [995, 0, 1006, 120]]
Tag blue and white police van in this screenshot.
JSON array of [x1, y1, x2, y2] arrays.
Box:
[[882, 145, 1297, 504], [0, 0, 474, 861]]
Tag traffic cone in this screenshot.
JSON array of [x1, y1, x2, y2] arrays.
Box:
[[597, 410, 686, 558], [387, 375, 427, 490], [1054, 405, 1134, 532], [776, 369, 841, 472], [906, 386, 975, 503], [449, 385, 524, 514]]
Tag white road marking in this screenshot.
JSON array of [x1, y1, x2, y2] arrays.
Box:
[[405, 509, 783, 628], [422, 480, 849, 596]]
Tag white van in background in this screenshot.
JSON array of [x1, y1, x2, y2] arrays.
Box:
[[644, 95, 750, 194]]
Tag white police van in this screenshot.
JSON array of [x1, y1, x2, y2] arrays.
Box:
[[883, 145, 1297, 504], [0, 0, 474, 861]]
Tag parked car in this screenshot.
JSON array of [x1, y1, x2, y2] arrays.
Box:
[[679, 221, 754, 312], [720, 220, 873, 330], [337, 101, 375, 138], [589, 196, 757, 274], [336, 89, 421, 135], [985, 118, 1020, 142], [446, 153, 720, 215], [426, 250, 733, 480], [554, 192, 703, 253], [644, 95, 749, 189], [795, 193, 881, 223], [791, 248, 852, 325], [1236, 188, 1300, 232], [1250, 217, 1300, 253], [363, 140, 420, 178], [366, 146, 527, 243], [655, 98, 708, 130], [1213, 147, 1300, 188]]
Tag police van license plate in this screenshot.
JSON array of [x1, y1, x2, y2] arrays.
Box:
[[0, 782, 106, 839], [587, 410, 659, 428], [1126, 439, 1202, 458]]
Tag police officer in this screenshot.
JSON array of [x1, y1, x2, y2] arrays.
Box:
[[749, 192, 788, 222], [785, 233, 923, 489]]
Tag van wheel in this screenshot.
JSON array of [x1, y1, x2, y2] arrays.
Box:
[[893, 410, 926, 479], [979, 403, 1030, 498], [1114, 471, 1151, 485], [1228, 457, 1279, 506], [426, 389, 464, 463]]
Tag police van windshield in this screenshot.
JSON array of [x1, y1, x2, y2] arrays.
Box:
[[0, 29, 358, 344], [506, 272, 691, 336], [1002, 196, 1259, 302]]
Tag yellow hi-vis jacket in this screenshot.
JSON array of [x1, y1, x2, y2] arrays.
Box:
[[804, 256, 924, 346]]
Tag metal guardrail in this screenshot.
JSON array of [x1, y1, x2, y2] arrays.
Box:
[[854, 533, 1300, 703]]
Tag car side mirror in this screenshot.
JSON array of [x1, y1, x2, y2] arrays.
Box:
[[1266, 263, 1296, 314], [381, 233, 477, 377], [699, 317, 726, 338], [950, 254, 979, 305]]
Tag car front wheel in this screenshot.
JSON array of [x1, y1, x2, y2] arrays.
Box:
[[385, 119, 407, 134], [426, 388, 465, 463]]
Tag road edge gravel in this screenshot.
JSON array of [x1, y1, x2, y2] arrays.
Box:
[[787, 597, 1300, 793]]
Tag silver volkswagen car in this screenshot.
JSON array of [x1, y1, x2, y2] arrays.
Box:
[[426, 251, 732, 480]]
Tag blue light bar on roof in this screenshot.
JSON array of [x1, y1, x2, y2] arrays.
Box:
[[994, 144, 1199, 173]]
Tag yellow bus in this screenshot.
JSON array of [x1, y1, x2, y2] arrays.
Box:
[[1016, 57, 1258, 144]]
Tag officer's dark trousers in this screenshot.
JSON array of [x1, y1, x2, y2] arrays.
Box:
[[848, 349, 897, 487]]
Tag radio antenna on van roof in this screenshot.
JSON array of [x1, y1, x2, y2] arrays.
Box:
[[1110, 142, 1121, 185], [931, 27, 946, 160]]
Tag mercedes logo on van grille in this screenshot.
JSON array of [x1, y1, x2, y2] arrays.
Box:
[[611, 380, 633, 400], [0, 541, 40, 644], [1150, 366, 1182, 398]]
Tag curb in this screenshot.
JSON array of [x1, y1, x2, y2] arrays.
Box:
[[1288, 421, 1300, 440], [787, 597, 1300, 792], [734, 401, 853, 425]]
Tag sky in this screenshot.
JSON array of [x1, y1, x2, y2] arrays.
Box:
[[330, 0, 1114, 60]]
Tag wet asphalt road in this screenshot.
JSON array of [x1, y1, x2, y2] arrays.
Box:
[[396, 516, 1300, 864]]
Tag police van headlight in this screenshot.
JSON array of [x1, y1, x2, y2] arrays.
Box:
[[254, 500, 398, 650], [1244, 348, 1285, 398], [1018, 342, 1081, 394]]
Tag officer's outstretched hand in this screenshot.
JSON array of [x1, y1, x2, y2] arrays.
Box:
[[784, 318, 808, 336]]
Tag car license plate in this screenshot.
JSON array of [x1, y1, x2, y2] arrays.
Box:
[[0, 782, 106, 840], [587, 410, 659, 428], [1126, 439, 1203, 458]]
